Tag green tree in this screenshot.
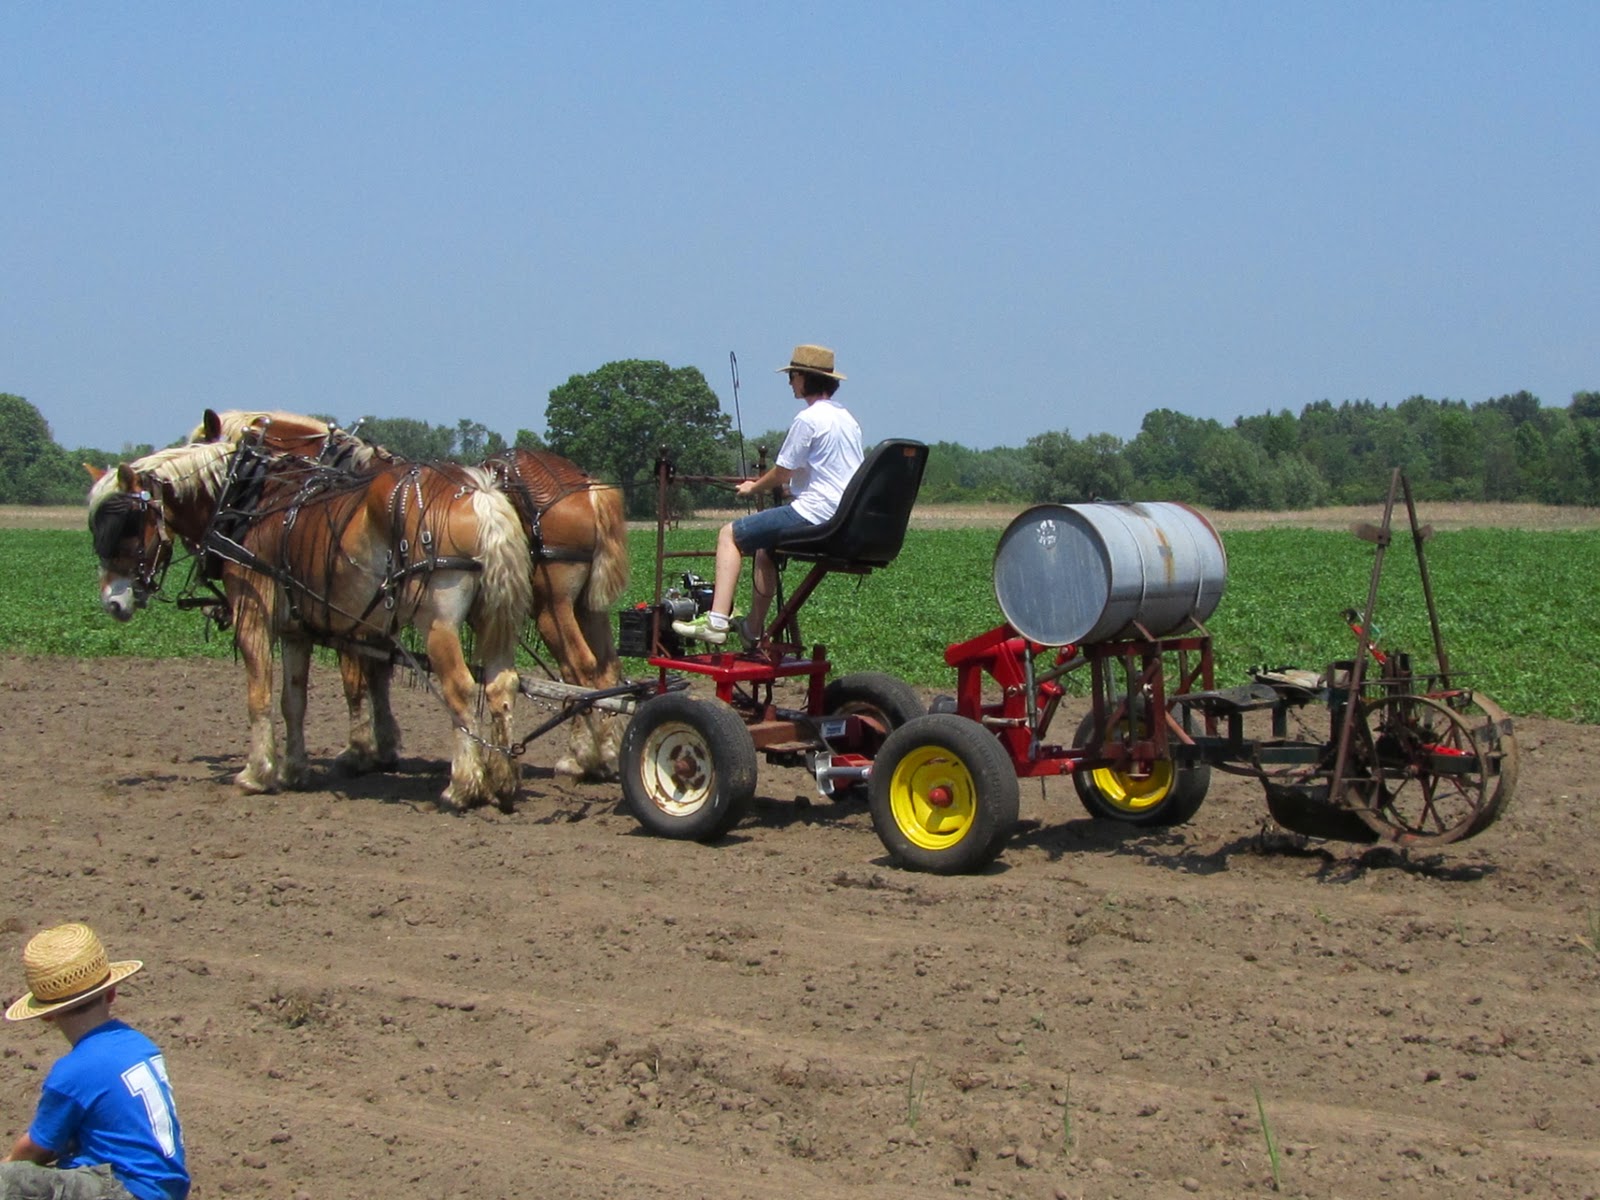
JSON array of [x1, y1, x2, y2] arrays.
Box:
[[356, 416, 457, 460], [919, 441, 1028, 503], [1234, 408, 1300, 458], [454, 418, 492, 463], [1191, 430, 1269, 510], [1573, 416, 1600, 505], [513, 428, 547, 451], [1262, 451, 1331, 509], [1544, 424, 1593, 503], [545, 360, 732, 517], [0, 394, 55, 503], [1434, 407, 1484, 498], [1511, 420, 1549, 499], [1570, 391, 1600, 422], [1123, 409, 1217, 501], [1025, 430, 1132, 502], [728, 427, 790, 479]]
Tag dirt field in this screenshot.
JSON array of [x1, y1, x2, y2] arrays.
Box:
[[3, 648, 1599, 1200]]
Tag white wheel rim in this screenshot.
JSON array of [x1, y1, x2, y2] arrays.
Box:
[[639, 721, 714, 816]]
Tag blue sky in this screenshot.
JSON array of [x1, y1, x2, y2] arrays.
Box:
[[5, 2, 1596, 456]]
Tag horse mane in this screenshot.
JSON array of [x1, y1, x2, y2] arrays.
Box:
[[197, 409, 394, 473], [185, 409, 329, 445], [87, 441, 236, 517]]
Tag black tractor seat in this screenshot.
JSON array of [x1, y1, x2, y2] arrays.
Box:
[[771, 438, 929, 569]]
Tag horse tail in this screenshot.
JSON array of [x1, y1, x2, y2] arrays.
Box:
[[468, 482, 535, 654], [581, 483, 630, 612]]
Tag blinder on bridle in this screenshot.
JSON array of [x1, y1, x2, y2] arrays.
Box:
[[91, 485, 173, 602]]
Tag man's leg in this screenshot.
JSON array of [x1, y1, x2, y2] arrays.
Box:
[[673, 522, 744, 644], [709, 522, 744, 618], [748, 549, 777, 632]]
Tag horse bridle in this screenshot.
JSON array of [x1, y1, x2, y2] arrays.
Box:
[[94, 480, 176, 604]]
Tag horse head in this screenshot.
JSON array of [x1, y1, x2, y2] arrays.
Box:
[[85, 442, 234, 622], [85, 462, 173, 621]]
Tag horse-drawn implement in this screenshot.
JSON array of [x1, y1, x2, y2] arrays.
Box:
[[87, 414, 1515, 871], [621, 458, 1518, 873]]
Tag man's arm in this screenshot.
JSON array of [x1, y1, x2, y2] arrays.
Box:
[[736, 464, 794, 499], [5, 1132, 56, 1164]]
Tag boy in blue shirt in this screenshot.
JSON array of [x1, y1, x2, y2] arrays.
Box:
[[3, 923, 188, 1200]]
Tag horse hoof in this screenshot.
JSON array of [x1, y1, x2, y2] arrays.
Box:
[[235, 770, 276, 795], [440, 784, 484, 812], [555, 755, 619, 783], [331, 750, 373, 778], [554, 755, 590, 778]]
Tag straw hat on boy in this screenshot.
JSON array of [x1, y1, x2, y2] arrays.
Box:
[[5, 923, 143, 1021], [777, 344, 846, 381]]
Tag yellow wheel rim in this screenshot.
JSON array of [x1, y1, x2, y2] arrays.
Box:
[[1085, 760, 1176, 815], [887, 744, 979, 851]]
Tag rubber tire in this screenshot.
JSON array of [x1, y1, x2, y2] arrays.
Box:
[[621, 693, 757, 841], [823, 672, 925, 732], [1071, 703, 1210, 827], [821, 672, 925, 800], [869, 713, 1020, 874]]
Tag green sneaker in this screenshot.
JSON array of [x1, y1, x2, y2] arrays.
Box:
[[671, 613, 728, 645]]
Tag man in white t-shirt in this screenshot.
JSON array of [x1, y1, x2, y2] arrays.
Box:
[[673, 343, 864, 645]]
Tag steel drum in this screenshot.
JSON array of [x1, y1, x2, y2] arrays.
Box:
[[992, 502, 1227, 646]]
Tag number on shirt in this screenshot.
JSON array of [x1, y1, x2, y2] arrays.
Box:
[[121, 1055, 180, 1159]]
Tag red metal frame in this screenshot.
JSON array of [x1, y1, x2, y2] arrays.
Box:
[[637, 454, 877, 757], [943, 621, 1217, 780]]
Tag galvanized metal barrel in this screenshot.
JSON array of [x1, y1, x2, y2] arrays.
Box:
[[992, 502, 1228, 646]]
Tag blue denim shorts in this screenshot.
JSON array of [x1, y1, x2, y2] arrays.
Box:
[[732, 504, 815, 554]]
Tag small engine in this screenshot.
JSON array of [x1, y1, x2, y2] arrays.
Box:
[[618, 573, 714, 657]]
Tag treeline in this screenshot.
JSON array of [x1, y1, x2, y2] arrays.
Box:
[[925, 390, 1600, 508], [7, 387, 1600, 510]]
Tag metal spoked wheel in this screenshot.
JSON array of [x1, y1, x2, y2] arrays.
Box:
[[1355, 693, 1494, 846], [1071, 702, 1211, 827], [1448, 690, 1519, 837], [620, 693, 757, 842], [868, 713, 1019, 874]]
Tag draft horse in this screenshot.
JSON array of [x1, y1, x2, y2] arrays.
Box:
[[190, 409, 630, 779], [86, 440, 534, 810]]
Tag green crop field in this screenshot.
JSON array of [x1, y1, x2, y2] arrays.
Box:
[[7, 526, 1598, 721]]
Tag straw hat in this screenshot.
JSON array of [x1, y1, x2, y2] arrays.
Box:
[[5, 924, 143, 1021], [776, 344, 846, 381]]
